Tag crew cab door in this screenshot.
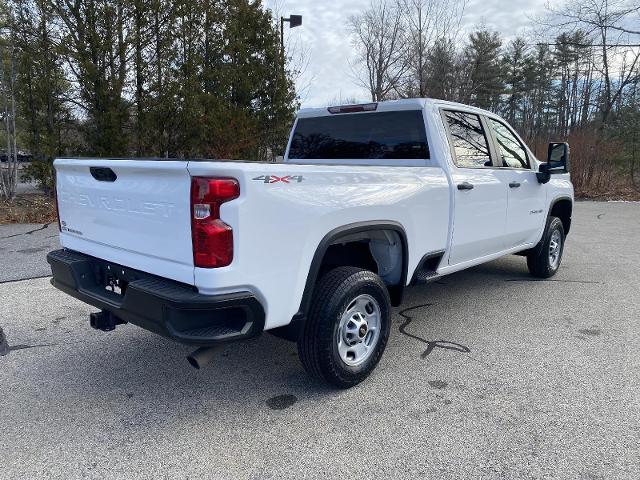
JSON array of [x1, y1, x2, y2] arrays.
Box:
[[484, 116, 546, 247], [442, 110, 508, 265]]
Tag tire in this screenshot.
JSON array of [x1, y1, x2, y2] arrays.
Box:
[[527, 216, 565, 278], [297, 266, 391, 388]]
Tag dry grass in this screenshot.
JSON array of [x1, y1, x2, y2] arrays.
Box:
[[576, 188, 640, 201], [574, 178, 640, 201], [0, 194, 58, 225]]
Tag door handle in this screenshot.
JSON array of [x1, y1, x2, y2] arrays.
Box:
[[509, 181, 521, 188], [457, 182, 474, 191]]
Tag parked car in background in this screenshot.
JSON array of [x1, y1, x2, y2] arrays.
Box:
[[0, 150, 33, 162]]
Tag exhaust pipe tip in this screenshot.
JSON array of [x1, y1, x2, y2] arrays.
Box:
[[187, 346, 219, 370]]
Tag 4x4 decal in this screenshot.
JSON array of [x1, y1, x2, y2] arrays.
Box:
[[252, 175, 304, 184]]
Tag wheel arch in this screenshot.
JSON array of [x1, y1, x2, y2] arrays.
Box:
[[548, 196, 573, 235], [292, 221, 409, 326]]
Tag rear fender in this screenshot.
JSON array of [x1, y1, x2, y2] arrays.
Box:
[[290, 221, 408, 329]]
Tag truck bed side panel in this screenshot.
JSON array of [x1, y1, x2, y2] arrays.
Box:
[[187, 162, 450, 330]]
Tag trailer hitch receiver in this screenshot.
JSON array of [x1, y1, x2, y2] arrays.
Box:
[[89, 311, 126, 332]]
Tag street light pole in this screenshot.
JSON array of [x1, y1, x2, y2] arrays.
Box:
[[280, 15, 302, 68], [280, 17, 285, 67], [272, 14, 301, 162]]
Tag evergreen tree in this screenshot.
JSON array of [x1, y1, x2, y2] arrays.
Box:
[[423, 37, 457, 101], [12, 0, 72, 161], [52, 0, 131, 155], [502, 38, 528, 128], [6, 0, 297, 160], [522, 43, 554, 140], [462, 30, 503, 110]]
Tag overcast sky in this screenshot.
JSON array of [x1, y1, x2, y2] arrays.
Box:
[[265, 0, 549, 107]]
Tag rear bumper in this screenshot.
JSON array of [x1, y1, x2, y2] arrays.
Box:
[[47, 249, 265, 346]]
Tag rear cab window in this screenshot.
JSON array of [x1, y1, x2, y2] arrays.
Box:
[[287, 110, 429, 161]]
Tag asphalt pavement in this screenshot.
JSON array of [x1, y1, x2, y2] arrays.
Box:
[[0, 201, 639, 479], [0, 222, 59, 283]]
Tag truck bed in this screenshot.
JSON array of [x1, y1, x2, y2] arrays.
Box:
[[55, 157, 451, 329]]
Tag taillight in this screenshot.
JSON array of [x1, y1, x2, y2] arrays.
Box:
[[191, 177, 239, 268]]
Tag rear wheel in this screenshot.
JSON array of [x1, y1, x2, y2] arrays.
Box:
[[297, 266, 391, 388], [527, 216, 565, 278]]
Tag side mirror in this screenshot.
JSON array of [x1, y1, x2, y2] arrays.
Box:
[[537, 142, 569, 184], [547, 142, 569, 173]]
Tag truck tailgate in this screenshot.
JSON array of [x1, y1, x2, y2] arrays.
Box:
[[55, 159, 194, 285]]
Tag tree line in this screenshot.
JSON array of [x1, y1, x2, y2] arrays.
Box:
[[0, 0, 297, 199], [1, 0, 639, 201], [349, 0, 640, 196]]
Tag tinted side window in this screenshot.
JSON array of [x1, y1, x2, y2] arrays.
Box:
[[288, 111, 429, 160], [488, 118, 529, 169], [443, 111, 492, 168]]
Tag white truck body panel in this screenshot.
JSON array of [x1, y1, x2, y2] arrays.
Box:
[[448, 167, 509, 264]]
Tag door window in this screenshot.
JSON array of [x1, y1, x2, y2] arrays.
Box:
[[443, 111, 492, 168], [488, 118, 529, 169]]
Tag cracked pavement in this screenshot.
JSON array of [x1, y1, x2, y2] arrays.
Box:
[[0, 201, 639, 479], [0, 222, 59, 283]]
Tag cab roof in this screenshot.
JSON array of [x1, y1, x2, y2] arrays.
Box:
[[296, 98, 494, 119]]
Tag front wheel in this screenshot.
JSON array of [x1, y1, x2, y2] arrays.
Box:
[[297, 266, 391, 388], [527, 216, 565, 278]]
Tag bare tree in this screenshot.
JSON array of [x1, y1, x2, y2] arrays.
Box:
[[349, 0, 407, 101], [0, 39, 19, 201], [400, 0, 466, 97], [545, 0, 640, 127]]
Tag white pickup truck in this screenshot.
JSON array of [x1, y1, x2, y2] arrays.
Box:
[[48, 98, 573, 388]]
